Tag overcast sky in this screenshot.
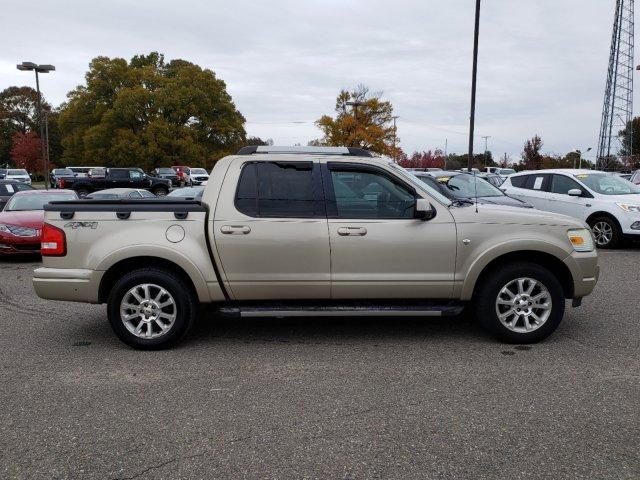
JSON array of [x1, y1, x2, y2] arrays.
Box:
[[2, 0, 636, 162]]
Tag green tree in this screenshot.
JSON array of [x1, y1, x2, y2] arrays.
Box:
[[58, 53, 247, 170], [312, 85, 398, 157], [619, 117, 640, 169]]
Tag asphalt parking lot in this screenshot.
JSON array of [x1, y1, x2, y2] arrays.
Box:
[[0, 251, 639, 480]]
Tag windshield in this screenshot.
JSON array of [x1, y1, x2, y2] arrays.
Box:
[[157, 168, 175, 174], [389, 164, 452, 205], [575, 173, 640, 195], [86, 193, 121, 200], [190, 168, 207, 174], [168, 187, 204, 198], [8, 170, 28, 176], [442, 174, 504, 198], [5, 193, 77, 211], [499, 169, 516, 175], [54, 169, 74, 175]]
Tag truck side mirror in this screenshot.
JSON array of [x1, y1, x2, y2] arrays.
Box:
[[415, 198, 437, 221], [568, 189, 582, 197]]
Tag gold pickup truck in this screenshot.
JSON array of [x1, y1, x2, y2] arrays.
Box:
[[33, 146, 599, 349]]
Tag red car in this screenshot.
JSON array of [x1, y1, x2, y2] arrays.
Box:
[[171, 165, 191, 185], [0, 189, 77, 255]]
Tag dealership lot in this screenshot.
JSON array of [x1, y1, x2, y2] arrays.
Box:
[[0, 250, 638, 479]]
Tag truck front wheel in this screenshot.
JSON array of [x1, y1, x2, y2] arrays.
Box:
[[474, 262, 565, 343], [107, 268, 197, 349]]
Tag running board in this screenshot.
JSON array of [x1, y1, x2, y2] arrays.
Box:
[[218, 301, 465, 318]]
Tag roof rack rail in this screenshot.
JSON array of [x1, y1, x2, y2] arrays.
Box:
[[237, 146, 373, 157]]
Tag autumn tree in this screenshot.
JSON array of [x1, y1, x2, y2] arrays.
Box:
[[397, 150, 445, 169], [521, 135, 544, 170], [312, 85, 398, 157], [0, 86, 54, 165], [58, 52, 247, 171], [10, 131, 42, 173]]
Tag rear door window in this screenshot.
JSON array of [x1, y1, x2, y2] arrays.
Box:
[[235, 162, 321, 218], [524, 174, 550, 191]]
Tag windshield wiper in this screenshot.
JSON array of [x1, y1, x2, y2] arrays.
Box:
[[450, 198, 475, 207]]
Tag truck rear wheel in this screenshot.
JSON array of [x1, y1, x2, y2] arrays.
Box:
[[473, 262, 565, 343], [152, 187, 168, 197], [107, 268, 197, 349]]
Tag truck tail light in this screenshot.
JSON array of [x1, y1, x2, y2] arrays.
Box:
[[41, 223, 66, 256], [59, 178, 66, 188]]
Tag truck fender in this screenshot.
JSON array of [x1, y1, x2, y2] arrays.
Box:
[[95, 244, 215, 303], [459, 238, 571, 301]]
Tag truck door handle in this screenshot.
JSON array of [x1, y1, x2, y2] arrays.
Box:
[[337, 227, 367, 236], [220, 225, 251, 235]]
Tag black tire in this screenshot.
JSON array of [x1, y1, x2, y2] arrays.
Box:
[[152, 187, 168, 197], [474, 262, 565, 343], [76, 188, 90, 198], [588, 215, 621, 249], [107, 268, 197, 350]]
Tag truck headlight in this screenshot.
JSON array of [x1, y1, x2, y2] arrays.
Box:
[[567, 229, 594, 252], [616, 203, 640, 213]]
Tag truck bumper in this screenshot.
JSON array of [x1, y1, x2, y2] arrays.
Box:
[[32, 267, 103, 304], [563, 251, 599, 300]]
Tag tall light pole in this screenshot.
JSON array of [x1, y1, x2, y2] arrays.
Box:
[[574, 147, 592, 169], [467, 0, 482, 172], [16, 62, 55, 189]]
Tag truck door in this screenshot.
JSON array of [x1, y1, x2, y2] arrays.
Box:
[[322, 162, 457, 299], [212, 159, 330, 300]]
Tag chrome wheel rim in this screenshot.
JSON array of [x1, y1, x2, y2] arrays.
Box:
[[495, 277, 552, 333], [592, 221, 613, 246], [120, 283, 176, 339]]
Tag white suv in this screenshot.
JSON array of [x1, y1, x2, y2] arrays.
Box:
[[5, 169, 31, 185], [186, 167, 209, 186], [502, 169, 640, 248]]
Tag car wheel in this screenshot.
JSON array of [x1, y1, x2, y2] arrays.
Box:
[[107, 268, 197, 349], [589, 216, 621, 249], [474, 262, 565, 343], [153, 187, 168, 197], [76, 188, 90, 198]]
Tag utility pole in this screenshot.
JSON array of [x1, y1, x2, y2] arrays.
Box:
[[392, 115, 399, 162], [444, 138, 448, 169], [467, 0, 482, 172]]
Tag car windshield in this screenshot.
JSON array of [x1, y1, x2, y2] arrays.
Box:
[[167, 187, 204, 198], [499, 169, 516, 175], [390, 164, 452, 205], [5, 193, 77, 211], [54, 169, 74, 175], [575, 173, 640, 195], [8, 170, 28, 176], [157, 168, 175, 174], [190, 168, 207, 174], [86, 193, 121, 200], [435, 173, 504, 198]]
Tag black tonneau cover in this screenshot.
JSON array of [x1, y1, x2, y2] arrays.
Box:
[[45, 199, 206, 213]]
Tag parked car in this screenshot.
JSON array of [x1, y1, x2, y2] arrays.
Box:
[[477, 172, 504, 187], [50, 168, 75, 188], [0, 180, 35, 210], [151, 168, 180, 186], [186, 168, 210, 186], [171, 165, 191, 186], [502, 169, 640, 248], [5, 169, 31, 185], [167, 186, 205, 200], [34, 146, 598, 349], [70, 168, 172, 198], [410, 170, 532, 208], [85, 188, 157, 200], [88, 167, 107, 179], [0, 189, 77, 255], [68, 167, 93, 178], [487, 167, 516, 178]]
